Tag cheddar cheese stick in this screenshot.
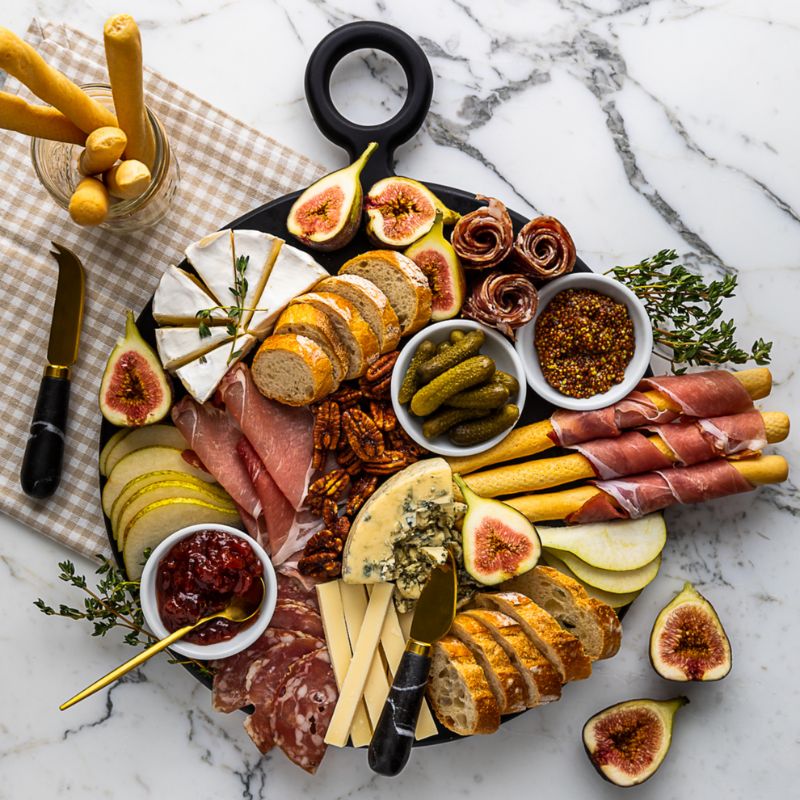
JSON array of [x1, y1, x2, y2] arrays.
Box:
[[79, 126, 127, 175], [446, 368, 773, 476], [0, 27, 117, 133], [69, 177, 109, 226], [506, 455, 789, 523], [103, 15, 155, 168], [104, 159, 151, 199], [462, 411, 790, 498], [0, 91, 86, 144]]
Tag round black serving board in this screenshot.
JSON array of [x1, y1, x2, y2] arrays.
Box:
[[99, 22, 606, 747]]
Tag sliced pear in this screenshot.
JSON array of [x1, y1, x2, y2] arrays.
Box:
[[114, 479, 235, 547], [547, 548, 661, 594], [104, 425, 188, 476], [99, 429, 130, 476], [536, 514, 666, 572], [540, 551, 641, 608], [123, 497, 242, 579], [102, 446, 215, 517]]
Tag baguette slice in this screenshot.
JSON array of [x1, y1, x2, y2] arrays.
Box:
[[502, 566, 622, 661], [427, 635, 500, 736], [291, 292, 379, 379], [317, 274, 401, 353], [251, 333, 334, 406], [450, 613, 527, 714], [462, 609, 562, 707], [339, 250, 431, 335], [274, 302, 349, 387], [475, 592, 592, 682]]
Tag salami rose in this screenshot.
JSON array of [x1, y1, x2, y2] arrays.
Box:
[[451, 195, 514, 269], [462, 272, 539, 339], [513, 216, 576, 279]]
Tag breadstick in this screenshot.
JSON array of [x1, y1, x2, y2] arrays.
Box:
[[462, 411, 790, 498], [0, 27, 117, 133], [506, 455, 788, 523], [0, 91, 86, 144], [104, 159, 151, 199], [69, 177, 109, 226], [446, 368, 772, 475], [78, 126, 127, 175], [103, 15, 155, 168]]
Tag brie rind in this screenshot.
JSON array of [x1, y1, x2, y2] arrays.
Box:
[[152, 265, 226, 326], [184, 230, 283, 328], [155, 326, 233, 371], [245, 244, 328, 337], [175, 333, 256, 404]]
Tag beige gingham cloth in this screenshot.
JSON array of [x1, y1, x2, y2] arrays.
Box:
[[0, 20, 325, 558]]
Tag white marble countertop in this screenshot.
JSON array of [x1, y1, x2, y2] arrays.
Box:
[[2, 1, 799, 797]]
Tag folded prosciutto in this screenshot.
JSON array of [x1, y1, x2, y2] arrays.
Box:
[[551, 370, 754, 446]]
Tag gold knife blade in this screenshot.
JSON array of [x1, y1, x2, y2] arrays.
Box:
[[47, 242, 85, 372], [408, 549, 458, 648]]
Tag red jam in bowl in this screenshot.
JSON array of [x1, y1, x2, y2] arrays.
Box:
[[156, 529, 264, 645]]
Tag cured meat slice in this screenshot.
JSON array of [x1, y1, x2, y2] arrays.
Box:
[[451, 195, 514, 269], [571, 431, 673, 480], [461, 272, 538, 339], [270, 599, 324, 639], [270, 648, 337, 773], [171, 396, 261, 519], [277, 572, 320, 610], [646, 422, 717, 467], [614, 391, 676, 428], [639, 370, 753, 419], [235, 504, 269, 550], [243, 635, 325, 753], [512, 216, 576, 280], [566, 492, 626, 525], [550, 406, 619, 446], [219, 363, 314, 510], [697, 409, 767, 456]]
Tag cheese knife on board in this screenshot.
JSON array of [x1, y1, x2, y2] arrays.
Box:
[[20, 242, 85, 499], [368, 551, 457, 776]]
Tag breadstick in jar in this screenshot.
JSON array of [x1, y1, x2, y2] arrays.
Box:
[[69, 177, 109, 226], [79, 126, 127, 175], [0, 91, 86, 144], [104, 159, 151, 199]]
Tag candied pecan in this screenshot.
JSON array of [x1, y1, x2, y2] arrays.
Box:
[[363, 449, 408, 475], [369, 401, 397, 432], [334, 515, 351, 537], [365, 351, 399, 382], [312, 447, 326, 471], [329, 385, 363, 410], [359, 373, 392, 400], [342, 408, 385, 462], [298, 552, 342, 579], [321, 498, 339, 528], [313, 400, 341, 451], [305, 469, 350, 513], [388, 427, 428, 457], [303, 528, 344, 557], [346, 474, 378, 516]]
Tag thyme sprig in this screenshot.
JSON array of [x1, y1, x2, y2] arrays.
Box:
[[607, 249, 772, 373], [34, 556, 212, 678]]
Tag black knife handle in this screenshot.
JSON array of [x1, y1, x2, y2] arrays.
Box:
[[20, 373, 70, 499], [368, 647, 431, 777]]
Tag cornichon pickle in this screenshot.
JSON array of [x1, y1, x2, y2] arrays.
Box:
[[397, 339, 436, 404], [445, 382, 510, 410], [449, 330, 466, 344], [449, 404, 520, 445], [422, 407, 489, 439], [410, 355, 496, 416], [494, 371, 520, 398], [417, 329, 486, 383]]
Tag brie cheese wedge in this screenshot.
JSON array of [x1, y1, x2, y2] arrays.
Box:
[[175, 333, 256, 404], [152, 265, 227, 326], [155, 326, 233, 371]]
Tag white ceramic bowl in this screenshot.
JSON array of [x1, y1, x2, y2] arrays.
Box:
[[140, 523, 277, 660], [515, 272, 652, 411], [391, 319, 527, 457]]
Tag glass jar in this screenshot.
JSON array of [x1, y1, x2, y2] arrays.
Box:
[[30, 83, 180, 233]]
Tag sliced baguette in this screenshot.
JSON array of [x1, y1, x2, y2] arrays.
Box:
[[450, 613, 527, 714], [251, 333, 334, 406], [316, 274, 401, 353], [291, 292, 379, 379], [339, 250, 431, 335], [462, 608, 562, 707], [475, 592, 592, 682], [427, 635, 500, 736], [502, 566, 622, 661], [274, 302, 349, 386]]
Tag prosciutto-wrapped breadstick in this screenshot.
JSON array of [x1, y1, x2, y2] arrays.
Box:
[[0, 90, 85, 144], [506, 455, 788, 524]]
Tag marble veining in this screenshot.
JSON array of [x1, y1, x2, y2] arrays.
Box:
[[2, 1, 799, 798]]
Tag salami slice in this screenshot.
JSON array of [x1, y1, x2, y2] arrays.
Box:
[[270, 648, 337, 774], [277, 572, 320, 610], [451, 195, 514, 269], [461, 272, 538, 339], [512, 215, 576, 280], [270, 599, 324, 638]]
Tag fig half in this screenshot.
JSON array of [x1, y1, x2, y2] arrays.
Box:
[[455, 474, 541, 585], [583, 697, 688, 787], [99, 311, 172, 427], [650, 581, 732, 681], [286, 141, 377, 251]]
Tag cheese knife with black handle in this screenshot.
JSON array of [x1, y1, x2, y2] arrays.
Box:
[[20, 242, 85, 499], [368, 550, 458, 777]]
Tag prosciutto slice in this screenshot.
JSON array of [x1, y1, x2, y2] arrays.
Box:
[[220, 363, 314, 511], [696, 409, 767, 455], [571, 431, 673, 480], [171, 396, 261, 519], [640, 371, 753, 418]]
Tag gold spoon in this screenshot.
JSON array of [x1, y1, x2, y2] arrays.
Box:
[[59, 576, 266, 711]]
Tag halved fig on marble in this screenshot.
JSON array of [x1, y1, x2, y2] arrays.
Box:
[[649, 581, 732, 681], [287, 141, 377, 251]]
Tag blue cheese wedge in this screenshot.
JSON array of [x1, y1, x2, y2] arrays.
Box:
[[152, 265, 228, 326], [155, 326, 233, 371], [174, 333, 256, 403]]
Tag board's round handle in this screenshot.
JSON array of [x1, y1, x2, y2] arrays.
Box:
[[304, 21, 433, 184]]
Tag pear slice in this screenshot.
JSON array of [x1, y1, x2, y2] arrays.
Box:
[[123, 497, 242, 579], [540, 551, 641, 608], [536, 514, 666, 572], [102, 446, 215, 517], [548, 548, 661, 594], [104, 424, 188, 476], [99, 429, 130, 477]]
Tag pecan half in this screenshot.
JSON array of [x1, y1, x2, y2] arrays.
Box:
[[321, 498, 339, 528], [336, 445, 364, 475], [369, 400, 397, 433], [363, 449, 409, 475], [365, 351, 399, 382], [346, 474, 378, 516], [388, 427, 428, 458], [299, 528, 345, 579], [305, 468, 350, 513], [303, 528, 344, 556], [328, 385, 363, 410], [342, 408, 385, 462], [313, 400, 341, 451]]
